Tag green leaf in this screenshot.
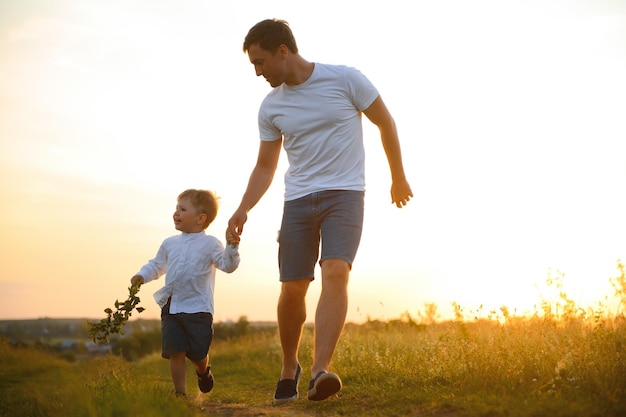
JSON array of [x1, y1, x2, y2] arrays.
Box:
[[87, 283, 145, 344]]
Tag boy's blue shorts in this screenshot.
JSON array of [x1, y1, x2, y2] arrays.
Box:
[[161, 301, 213, 361]]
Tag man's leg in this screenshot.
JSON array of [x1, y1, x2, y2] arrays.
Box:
[[277, 279, 310, 380], [311, 259, 349, 377]]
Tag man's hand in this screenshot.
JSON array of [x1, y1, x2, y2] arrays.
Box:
[[227, 208, 248, 240], [391, 178, 413, 208]]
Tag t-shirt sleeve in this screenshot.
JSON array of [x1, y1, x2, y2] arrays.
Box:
[[258, 99, 282, 142], [346, 67, 379, 111]]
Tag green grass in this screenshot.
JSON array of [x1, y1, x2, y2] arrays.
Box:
[[2, 264, 626, 416], [2, 315, 625, 417]]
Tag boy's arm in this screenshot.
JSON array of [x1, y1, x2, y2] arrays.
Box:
[[131, 243, 167, 285], [213, 242, 240, 273]]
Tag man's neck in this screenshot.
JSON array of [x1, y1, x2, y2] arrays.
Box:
[[285, 56, 314, 86]]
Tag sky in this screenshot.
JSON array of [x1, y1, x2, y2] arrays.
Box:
[[1, 0, 625, 323]]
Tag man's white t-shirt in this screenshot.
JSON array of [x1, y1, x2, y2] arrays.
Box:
[[258, 63, 379, 201]]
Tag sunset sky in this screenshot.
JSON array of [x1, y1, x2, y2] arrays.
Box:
[[1, 0, 625, 323]]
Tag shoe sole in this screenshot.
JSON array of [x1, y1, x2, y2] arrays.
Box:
[[273, 395, 298, 404], [308, 372, 342, 401]]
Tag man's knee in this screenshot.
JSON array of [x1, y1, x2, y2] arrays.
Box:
[[321, 259, 350, 283], [280, 279, 310, 299]]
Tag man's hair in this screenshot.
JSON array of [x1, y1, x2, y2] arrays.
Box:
[[177, 189, 219, 230], [243, 18, 298, 54]]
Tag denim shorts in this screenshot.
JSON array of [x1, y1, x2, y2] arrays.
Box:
[[161, 301, 213, 361], [278, 190, 364, 281]]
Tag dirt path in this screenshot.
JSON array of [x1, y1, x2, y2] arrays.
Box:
[[192, 399, 459, 417], [194, 399, 314, 417]]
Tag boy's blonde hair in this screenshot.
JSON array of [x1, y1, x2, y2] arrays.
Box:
[[177, 189, 219, 230]]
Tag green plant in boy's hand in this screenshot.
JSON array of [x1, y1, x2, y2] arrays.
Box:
[[88, 282, 145, 343]]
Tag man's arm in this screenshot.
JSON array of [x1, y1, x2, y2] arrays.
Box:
[[227, 138, 282, 236], [363, 95, 413, 207]]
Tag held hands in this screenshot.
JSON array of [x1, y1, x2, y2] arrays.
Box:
[[226, 208, 247, 245], [226, 228, 240, 246], [391, 177, 413, 208]]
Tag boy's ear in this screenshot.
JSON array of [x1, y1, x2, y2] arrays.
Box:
[[197, 212, 208, 224]]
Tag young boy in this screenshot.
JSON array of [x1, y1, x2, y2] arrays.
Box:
[[130, 189, 240, 397]]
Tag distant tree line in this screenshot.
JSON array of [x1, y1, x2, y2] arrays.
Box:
[[0, 316, 273, 362]]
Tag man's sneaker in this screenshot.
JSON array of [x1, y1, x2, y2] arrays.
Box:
[[197, 365, 214, 393], [273, 364, 302, 403], [307, 371, 342, 401]]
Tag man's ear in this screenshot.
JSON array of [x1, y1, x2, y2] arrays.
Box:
[[277, 44, 289, 57]]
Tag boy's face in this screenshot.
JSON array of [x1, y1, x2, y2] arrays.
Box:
[[173, 198, 205, 233]]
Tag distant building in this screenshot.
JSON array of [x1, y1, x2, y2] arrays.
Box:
[[84, 341, 111, 356]]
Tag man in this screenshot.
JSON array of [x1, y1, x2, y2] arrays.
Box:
[[227, 19, 413, 402]]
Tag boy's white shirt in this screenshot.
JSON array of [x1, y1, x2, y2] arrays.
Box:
[[137, 231, 240, 315]]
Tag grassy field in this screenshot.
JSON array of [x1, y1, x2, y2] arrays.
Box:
[[2, 267, 625, 416], [2, 314, 625, 416]]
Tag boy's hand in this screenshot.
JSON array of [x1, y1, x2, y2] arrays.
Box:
[[130, 275, 144, 286], [227, 207, 247, 238], [226, 229, 240, 246]]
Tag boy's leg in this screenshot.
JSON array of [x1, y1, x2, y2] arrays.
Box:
[[193, 355, 209, 375], [277, 279, 309, 380], [169, 351, 187, 395], [183, 312, 214, 394], [193, 355, 214, 393]]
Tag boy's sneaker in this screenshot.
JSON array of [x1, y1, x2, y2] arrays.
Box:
[[197, 365, 214, 393], [273, 364, 302, 403], [307, 371, 342, 401]]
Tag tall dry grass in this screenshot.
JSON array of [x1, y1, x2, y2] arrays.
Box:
[[1, 262, 625, 416]]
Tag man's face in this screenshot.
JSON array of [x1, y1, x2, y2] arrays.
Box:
[[247, 43, 286, 88]]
